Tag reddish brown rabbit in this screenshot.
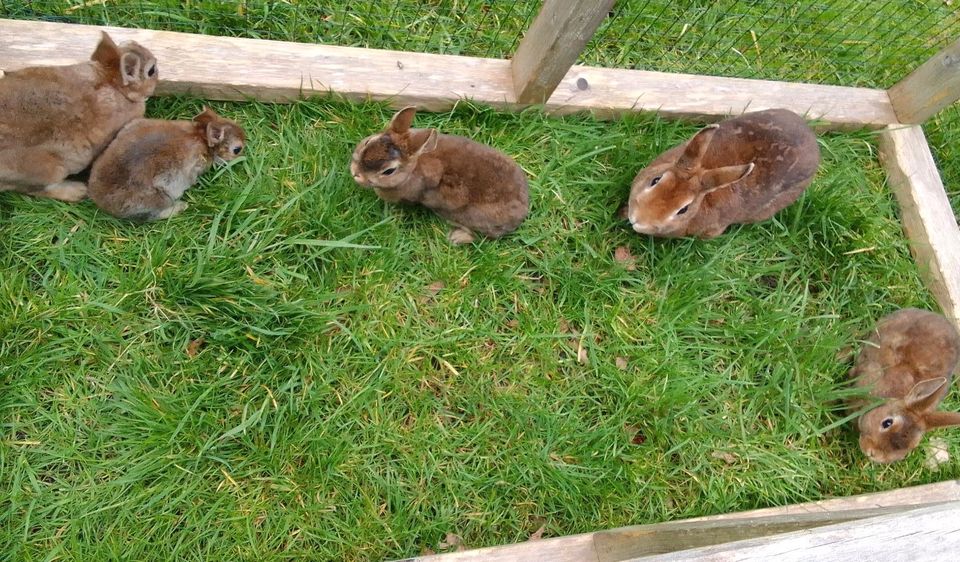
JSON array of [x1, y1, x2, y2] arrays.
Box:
[[0, 32, 158, 202], [88, 108, 246, 221], [849, 308, 960, 464], [350, 106, 529, 244], [625, 109, 820, 239]]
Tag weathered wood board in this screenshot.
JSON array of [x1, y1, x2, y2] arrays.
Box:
[[878, 125, 960, 329], [888, 37, 960, 124], [0, 19, 898, 129]]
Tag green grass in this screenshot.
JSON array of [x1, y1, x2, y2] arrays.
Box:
[[2, 1, 960, 560]]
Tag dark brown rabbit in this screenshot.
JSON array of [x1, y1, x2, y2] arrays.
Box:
[[350, 106, 529, 244], [88, 108, 246, 221], [849, 308, 960, 464], [625, 108, 820, 239], [0, 32, 158, 202]]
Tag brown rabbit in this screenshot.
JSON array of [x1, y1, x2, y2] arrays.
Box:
[[625, 109, 820, 239], [0, 32, 158, 202], [350, 106, 529, 244], [88, 108, 246, 221], [849, 308, 960, 464]]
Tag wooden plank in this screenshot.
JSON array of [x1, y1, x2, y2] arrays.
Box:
[[878, 125, 960, 329], [511, 0, 616, 104], [888, 37, 960, 124], [627, 502, 960, 562], [544, 64, 899, 130], [0, 19, 899, 130], [398, 480, 960, 562]]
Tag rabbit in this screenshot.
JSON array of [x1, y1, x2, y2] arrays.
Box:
[[624, 108, 820, 239], [848, 308, 960, 464], [88, 107, 246, 221], [350, 106, 529, 244], [0, 31, 158, 202]]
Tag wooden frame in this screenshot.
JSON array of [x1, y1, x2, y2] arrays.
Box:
[[2, 6, 960, 557]]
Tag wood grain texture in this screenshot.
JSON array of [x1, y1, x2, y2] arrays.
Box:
[[511, 0, 616, 104], [627, 502, 960, 562], [879, 125, 960, 329], [889, 37, 960, 123], [398, 481, 960, 562], [544, 64, 899, 129], [0, 19, 899, 130]]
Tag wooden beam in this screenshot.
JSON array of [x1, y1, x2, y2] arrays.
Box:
[[511, 0, 616, 104], [545, 64, 898, 130], [878, 125, 960, 329], [628, 502, 960, 562], [0, 19, 899, 130], [398, 480, 960, 561], [888, 37, 960, 124]]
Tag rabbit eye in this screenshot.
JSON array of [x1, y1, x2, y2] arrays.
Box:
[[232, 146, 242, 155], [147, 65, 156, 77], [881, 418, 894, 429], [676, 204, 690, 216], [381, 167, 397, 176], [650, 175, 662, 186]]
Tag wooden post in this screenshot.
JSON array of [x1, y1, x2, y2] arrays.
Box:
[[888, 37, 960, 123], [511, 0, 616, 104], [878, 125, 960, 329]]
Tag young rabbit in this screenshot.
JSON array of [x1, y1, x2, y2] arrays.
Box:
[[849, 308, 960, 464], [0, 32, 158, 202], [88, 108, 246, 221], [350, 106, 529, 244], [625, 109, 820, 239]]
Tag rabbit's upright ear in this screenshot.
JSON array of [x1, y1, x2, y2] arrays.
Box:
[[119, 51, 143, 85], [91, 31, 120, 67], [906, 377, 949, 412], [411, 129, 438, 157], [677, 124, 719, 171], [389, 106, 418, 134], [701, 162, 754, 192]]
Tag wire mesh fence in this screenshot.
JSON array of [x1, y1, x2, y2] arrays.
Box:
[[0, 0, 957, 88]]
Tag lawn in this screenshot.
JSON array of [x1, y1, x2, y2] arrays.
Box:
[[2, 1, 959, 561]]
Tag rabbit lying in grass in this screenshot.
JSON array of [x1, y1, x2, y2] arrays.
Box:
[[0, 31, 158, 202], [350, 106, 529, 244], [625, 109, 820, 239], [88, 107, 246, 221], [849, 308, 960, 464]]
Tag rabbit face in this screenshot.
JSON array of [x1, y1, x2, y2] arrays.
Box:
[[193, 107, 246, 165], [350, 107, 438, 190], [626, 125, 754, 237], [91, 33, 158, 102], [857, 403, 924, 464]]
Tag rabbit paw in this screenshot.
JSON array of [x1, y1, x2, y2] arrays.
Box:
[[153, 200, 188, 220], [447, 227, 476, 245], [41, 181, 88, 202]]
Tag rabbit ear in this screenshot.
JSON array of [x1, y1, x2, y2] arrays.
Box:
[[924, 411, 960, 429], [119, 52, 142, 85], [389, 106, 418, 134], [193, 106, 218, 125], [412, 129, 438, 156], [700, 162, 754, 192], [677, 124, 720, 171], [90, 31, 120, 67], [206, 122, 226, 147], [905, 377, 949, 412]]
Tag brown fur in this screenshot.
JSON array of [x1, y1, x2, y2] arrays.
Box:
[[626, 109, 820, 239], [0, 32, 158, 202], [350, 106, 529, 244], [88, 108, 246, 221], [848, 308, 960, 464]]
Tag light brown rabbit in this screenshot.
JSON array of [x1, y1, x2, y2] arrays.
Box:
[[849, 308, 960, 464], [0, 31, 158, 202], [88, 108, 246, 221], [350, 106, 529, 244], [625, 108, 820, 239]]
